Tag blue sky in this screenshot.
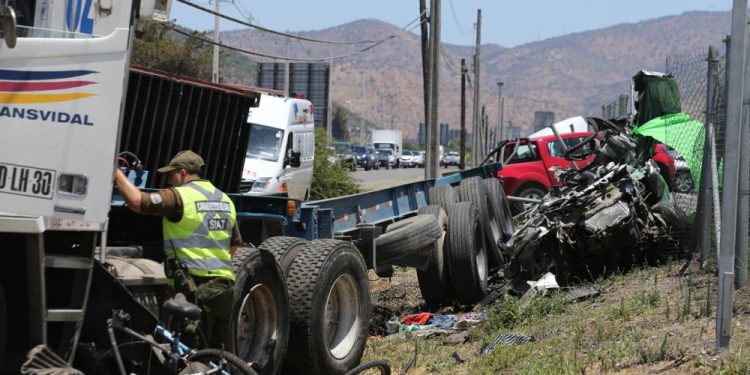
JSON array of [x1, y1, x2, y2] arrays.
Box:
[[171, 0, 731, 47]]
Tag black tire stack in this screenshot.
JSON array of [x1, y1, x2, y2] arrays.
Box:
[[414, 178, 515, 306]]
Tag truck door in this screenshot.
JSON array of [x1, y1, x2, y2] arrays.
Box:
[[0, 7, 132, 225]]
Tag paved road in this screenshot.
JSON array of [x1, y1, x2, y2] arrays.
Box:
[[353, 165, 462, 191]]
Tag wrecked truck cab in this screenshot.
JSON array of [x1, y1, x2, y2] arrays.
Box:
[[504, 123, 677, 285]]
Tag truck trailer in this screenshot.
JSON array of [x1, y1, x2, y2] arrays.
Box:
[[0, 1, 514, 374]]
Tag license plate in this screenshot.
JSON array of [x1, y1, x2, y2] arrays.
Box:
[[0, 162, 55, 200]]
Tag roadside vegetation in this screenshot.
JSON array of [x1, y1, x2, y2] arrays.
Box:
[[310, 129, 359, 200], [362, 262, 750, 374]]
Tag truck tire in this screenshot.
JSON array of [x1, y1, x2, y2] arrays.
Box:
[[456, 176, 503, 266], [484, 178, 515, 241], [0, 282, 5, 371], [428, 184, 458, 214], [259, 236, 308, 276], [376, 214, 441, 264], [285, 240, 371, 375], [233, 247, 290, 375], [446, 202, 489, 305], [415, 205, 453, 306]]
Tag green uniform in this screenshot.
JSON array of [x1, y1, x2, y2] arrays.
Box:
[[163, 180, 236, 351]]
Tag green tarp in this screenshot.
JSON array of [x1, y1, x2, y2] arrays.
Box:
[[632, 112, 704, 189]]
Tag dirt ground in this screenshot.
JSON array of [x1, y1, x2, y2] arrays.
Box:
[[363, 261, 750, 374]]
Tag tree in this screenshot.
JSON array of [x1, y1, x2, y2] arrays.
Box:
[[310, 129, 359, 200], [131, 21, 216, 80]]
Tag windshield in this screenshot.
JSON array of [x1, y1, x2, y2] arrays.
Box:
[[246, 124, 283, 161], [374, 143, 394, 150], [353, 146, 367, 153], [333, 143, 351, 153]]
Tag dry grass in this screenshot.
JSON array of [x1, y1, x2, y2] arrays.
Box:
[[362, 262, 750, 374]]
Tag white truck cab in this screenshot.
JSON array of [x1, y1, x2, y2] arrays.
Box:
[[242, 93, 315, 200]]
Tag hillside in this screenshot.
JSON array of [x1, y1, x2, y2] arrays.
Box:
[[220, 11, 729, 141]]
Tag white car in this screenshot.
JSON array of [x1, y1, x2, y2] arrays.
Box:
[[413, 151, 425, 167], [399, 150, 417, 168]]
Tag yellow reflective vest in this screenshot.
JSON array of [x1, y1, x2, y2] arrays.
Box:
[[163, 180, 236, 281]]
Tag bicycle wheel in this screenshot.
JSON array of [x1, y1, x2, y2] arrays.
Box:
[[188, 348, 258, 375], [344, 360, 391, 375]]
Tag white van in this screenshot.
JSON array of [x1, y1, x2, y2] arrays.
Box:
[[241, 94, 315, 200]]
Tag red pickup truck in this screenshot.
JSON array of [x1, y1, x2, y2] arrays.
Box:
[[489, 131, 675, 212]]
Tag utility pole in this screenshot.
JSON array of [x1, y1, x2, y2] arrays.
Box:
[[460, 58, 467, 169], [426, 0, 441, 179], [472, 9, 481, 167], [420, 0, 430, 156], [361, 71, 366, 144], [211, 0, 221, 83], [497, 81, 504, 140], [327, 61, 333, 146], [717, 0, 748, 351], [482, 105, 487, 156]]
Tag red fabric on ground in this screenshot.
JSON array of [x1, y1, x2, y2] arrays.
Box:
[[402, 312, 432, 325]]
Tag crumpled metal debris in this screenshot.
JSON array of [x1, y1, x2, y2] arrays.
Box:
[[505, 122, 675, 285]]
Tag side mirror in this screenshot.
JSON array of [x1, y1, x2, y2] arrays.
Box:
[[1, 5, 17, 49], [289, 151, 302, 168]]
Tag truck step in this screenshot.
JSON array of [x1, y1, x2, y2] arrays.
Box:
[[47, 309, 83, 322], [45, 255, 92, 269]]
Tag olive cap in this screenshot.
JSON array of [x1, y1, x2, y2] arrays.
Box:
[[157, 150, 205, 173]]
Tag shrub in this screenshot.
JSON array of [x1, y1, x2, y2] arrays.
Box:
[[310, 129, 359, 200]]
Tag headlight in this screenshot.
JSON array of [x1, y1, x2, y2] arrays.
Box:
[[251, 177, 273, 193]]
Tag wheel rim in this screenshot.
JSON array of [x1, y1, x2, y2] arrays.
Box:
[[236, 284, 278, 366], [675, 174, 693, 193], [474, 221, 487, 280], [325, 274, 360, 360]]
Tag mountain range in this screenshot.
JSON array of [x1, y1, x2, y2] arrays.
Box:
[[219, 11, 730, 141]]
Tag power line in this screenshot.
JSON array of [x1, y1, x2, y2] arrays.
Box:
[[231, 0, 253, 24], [176, 0, 425, 46], [163, 22, 421, 62], [447, 0, 467, 37], [439, 46, 458, 75]]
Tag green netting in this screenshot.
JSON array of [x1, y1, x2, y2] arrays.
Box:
[[632, 112, 705, 189]]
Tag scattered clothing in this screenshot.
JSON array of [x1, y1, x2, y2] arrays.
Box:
[[481, 328, 564, 354], [399, 323, 433, 333], [454, 312, 484, 330], [386, 316, 401, 334], [428, 314, 456, 330], [402, 312, 432, 325]]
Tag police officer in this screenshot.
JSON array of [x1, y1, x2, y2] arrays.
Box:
[[114, 150, 238, 351]]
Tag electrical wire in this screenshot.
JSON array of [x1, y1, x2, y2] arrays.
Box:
[[232, 0, 254, 24], [447, 0, 467, 37], [176, 0, 426, 46], [439, 46, 460, 75], [163, 16, 425, 62]]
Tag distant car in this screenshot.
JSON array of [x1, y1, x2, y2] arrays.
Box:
[[441, 151, 460, 167], [332, 141, 356, 171], [414, 151, 425, 167], [399, 150, 417, 168], [353, 145, 377, 170], [376, 149, 395, 169]]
